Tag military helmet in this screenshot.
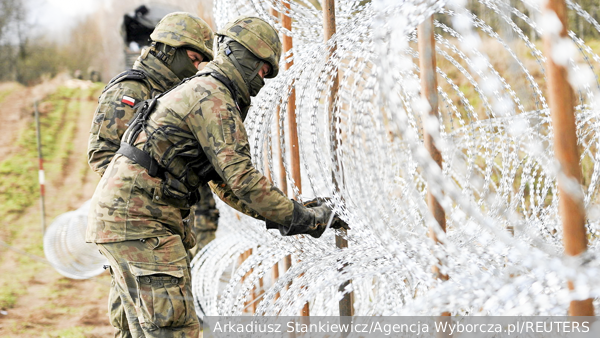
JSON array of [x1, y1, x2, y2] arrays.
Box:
[[150, 12, 214, 61], [218, 16, 281, 78]]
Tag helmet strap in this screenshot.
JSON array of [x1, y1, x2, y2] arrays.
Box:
[[150, 42, 177, 65], [224, 42, 265, 89], [225, 44, 250, 89], [248, 60, 264, 82]]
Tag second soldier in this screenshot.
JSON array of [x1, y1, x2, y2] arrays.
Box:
[[86, 12, 216, 338]]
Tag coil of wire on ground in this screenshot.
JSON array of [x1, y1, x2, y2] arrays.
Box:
[[43, 200, 107, 280]]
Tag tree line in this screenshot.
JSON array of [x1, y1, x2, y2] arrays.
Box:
[[0, 0, 101, 85], [0, 0, 598, 86]]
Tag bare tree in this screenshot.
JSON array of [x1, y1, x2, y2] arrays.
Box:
[[0, 0, 24, 82]]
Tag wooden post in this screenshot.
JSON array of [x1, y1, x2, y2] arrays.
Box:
[[542, 0, 595, 316], [239, 249, 257, 313], [34, 101, 47, 233], [323, 0, 354, 319], [282, 0, 301, 198], [417, 17, 450, 317], [269, 3, 279, 18], [272, 260, 281, 302], [279, 1, 310, 317]]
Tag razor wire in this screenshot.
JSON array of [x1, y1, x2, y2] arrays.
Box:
[[40, 0, 600, 317], [192, 0, 600, 317]]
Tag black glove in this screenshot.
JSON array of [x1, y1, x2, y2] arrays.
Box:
[[303, 197, 349, 231], [269, 199, 349, 238], [302, 197, 324, 208]]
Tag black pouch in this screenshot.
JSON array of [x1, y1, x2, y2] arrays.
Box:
[[161, 172, 200, 208]]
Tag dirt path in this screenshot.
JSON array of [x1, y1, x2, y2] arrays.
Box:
[[0, 79, 113, 337], [0, 82, 29, 160], [0, 77, 74, 161]]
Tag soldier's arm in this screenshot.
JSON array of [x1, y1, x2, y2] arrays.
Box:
[[88, 82, 146, 176], [208, 180, 264, 219], [186, 90, 294, 226]]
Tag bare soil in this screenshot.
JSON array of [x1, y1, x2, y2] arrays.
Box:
[[0, 78, 113, 337]]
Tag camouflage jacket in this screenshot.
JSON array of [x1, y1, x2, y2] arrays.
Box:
[[87, 49, 181, 176], [86, 51, 294, 244]]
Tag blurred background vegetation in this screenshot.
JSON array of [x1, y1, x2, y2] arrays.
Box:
[[0, 0, 100, 84], [0, 0, 212, 85], [0, 0, 598, 85]]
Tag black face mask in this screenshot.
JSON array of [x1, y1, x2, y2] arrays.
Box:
[[170, 48, 199, 80], [224, 40, 266, 96], [153, 43, 198, 80], [248, 73, 265, 97]]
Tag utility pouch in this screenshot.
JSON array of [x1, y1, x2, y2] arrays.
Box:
[[129, 261, 193, 330], [161, 173, 200, 208]]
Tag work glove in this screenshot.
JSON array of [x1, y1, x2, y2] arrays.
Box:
[[302, 197, 350, 231], [268, 198, 349, 238]]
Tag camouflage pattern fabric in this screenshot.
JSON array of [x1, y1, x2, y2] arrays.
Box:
[[218, 16, 282, 78], [87, 154, 197, 244], [87, 48, 214, 336], [86, 48, 293, 248], [208, 179, 262, 219], [87, 15, 218, 336], [107, 278, 130, 337], [151, 12, 214, 61], [87, 50, 181, 177], [187, 185, 220, 259], [98, 235, 198, 338]]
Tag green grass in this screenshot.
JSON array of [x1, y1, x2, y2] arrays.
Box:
[[44, 326, 89, 338], [0, 212, 47, 309], [0, 83, 21, 103], [0, 83, 103, 310], [0, 86, 92, 223]]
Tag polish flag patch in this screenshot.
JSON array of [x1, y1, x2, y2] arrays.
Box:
[[121, 95, 136, 106]]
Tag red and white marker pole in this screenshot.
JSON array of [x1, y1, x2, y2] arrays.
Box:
[[34, 101, 46, 233]]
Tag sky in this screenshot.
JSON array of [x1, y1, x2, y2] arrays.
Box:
[[26, 0, 109, 37]]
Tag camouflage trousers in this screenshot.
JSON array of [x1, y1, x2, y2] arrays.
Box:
[[98, 235, 200, 338], [187, 185, 219, 260], [187, 212, 219, 260]]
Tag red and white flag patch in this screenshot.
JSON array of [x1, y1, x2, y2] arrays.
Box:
[[121, 95, 136, 107]]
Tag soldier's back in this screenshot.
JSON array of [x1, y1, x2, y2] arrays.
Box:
[[88, 76, 153, 176]]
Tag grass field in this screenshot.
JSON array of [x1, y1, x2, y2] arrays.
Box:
[[0, 79, 111, 337]]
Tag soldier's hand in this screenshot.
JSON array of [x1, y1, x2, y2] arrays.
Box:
[[275, 199, 349, 238], [303, 197, 349, 231], [303, 197, 325, 208]]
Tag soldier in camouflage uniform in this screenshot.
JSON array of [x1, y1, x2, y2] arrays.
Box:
[[87, 16, 347, 338], [88, 11, 220, 263], [86, 12, 215, 338], [88, 12, 214, 176]]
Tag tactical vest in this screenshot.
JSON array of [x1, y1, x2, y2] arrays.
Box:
[[103, 69, 147, 93], [116, 71, 240, 209]]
